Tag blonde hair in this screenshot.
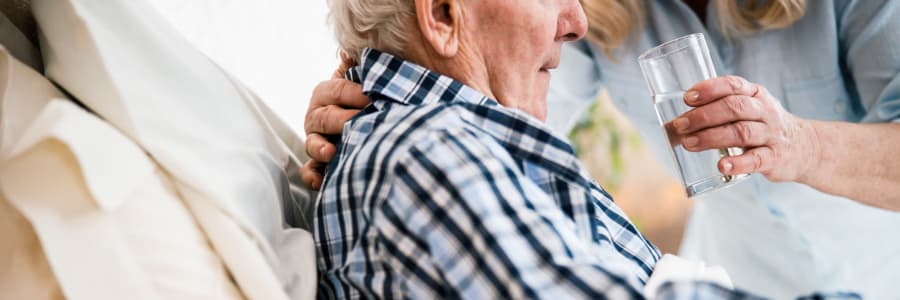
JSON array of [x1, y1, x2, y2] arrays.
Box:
[[582, 0, 807, 56], [326, 0, 416, 62]]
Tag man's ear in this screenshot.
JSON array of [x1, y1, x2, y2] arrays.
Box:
[[414, 0, 460, 58]]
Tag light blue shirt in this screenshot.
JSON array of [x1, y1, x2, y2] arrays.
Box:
[[546, 0, 900, 299]]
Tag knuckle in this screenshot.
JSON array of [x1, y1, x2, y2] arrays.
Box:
[[316, 110, 330, 132], [760, 84, 772, 95], [724, 95, 747, 115], [735, 122, 754, 144], [725, 76, 745, 92], [328, 79, 344, 100], [751, 150, 766, 171], [315, 107, 330, 132], [305, 106, 321, 131], [754, 83, 767, 97], [338, 79, 352, 98]]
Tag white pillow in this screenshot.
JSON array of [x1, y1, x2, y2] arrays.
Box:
[[0, 45, 62, 300], [0, 46, 56, 158], [1, 100, 247, 300], [33, 0, 315, 298], [0, 47, 242, 300]]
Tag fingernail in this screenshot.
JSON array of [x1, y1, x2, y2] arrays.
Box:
[[319, 145, 327, 157], [673, 118, 690, 131], [685, 90, 700, 103], [723, 161, 733, 172], [683, 136, 699, 148]]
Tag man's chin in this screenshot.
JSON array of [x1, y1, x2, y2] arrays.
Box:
[[521, 101, 548, 122]]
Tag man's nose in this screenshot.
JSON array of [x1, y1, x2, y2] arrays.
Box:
[[557, 0, 588, 42]]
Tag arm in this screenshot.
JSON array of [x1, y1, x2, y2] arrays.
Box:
[[672, 1, 900, 211], [675, 76, 900, 211], [804, 121, 900, 210], [379, 128, 747, 299], [811, 0, 900, 210]]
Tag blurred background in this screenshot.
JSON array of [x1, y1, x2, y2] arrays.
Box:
[[148, 0, 690, 254], [568, 92, 691, 253], [149, 0, 338, 134]]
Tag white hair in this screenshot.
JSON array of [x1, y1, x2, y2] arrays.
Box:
[[327, 0, 416, 62]]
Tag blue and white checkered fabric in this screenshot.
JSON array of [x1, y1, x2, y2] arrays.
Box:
[[313, 48, 852, 300]]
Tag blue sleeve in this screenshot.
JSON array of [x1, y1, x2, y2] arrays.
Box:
[[837, 0, 900, 123], [546, 40, 605, 136]]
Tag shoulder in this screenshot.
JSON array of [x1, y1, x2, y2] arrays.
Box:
[[337, 102, 510, 177], [354, 101, 484, 145]]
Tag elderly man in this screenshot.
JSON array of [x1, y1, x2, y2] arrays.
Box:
[[314, 1, 862, 299], [314, 0, 737, 299]]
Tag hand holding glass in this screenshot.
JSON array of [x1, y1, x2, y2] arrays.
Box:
[[638, 33, 747, 197]]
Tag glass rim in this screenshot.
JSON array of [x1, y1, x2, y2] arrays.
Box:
[[637, 33, 706, 62]]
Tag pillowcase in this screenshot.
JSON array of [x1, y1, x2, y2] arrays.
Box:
[[0, 45, 56, 158], [1, 101, 247, 300], [33, 0, 315, 298], [0, 46, 242, 300], [0, 45, 63, 300]]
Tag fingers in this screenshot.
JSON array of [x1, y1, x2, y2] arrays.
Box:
[[684, 75, 760, 106], [718, 146, 775, 176], [663, 120, 683, 148], [310, 78, 370, 111], [305, 104, 361, 135], [306, 79, 368, 135], [674, 94, 766, 134], [301, 159, 326, 190], [305, 133, 338, 162], [299, 51, 360, 192], [682, 121, 769, 151]]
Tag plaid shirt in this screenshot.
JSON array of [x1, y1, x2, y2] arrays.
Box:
[[313, 48, 853, 300]]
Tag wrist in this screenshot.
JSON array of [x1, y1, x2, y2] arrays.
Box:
[[794, 118, 827, 184]]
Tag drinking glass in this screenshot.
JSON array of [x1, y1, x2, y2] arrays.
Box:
[[638, 33, 747, 197]]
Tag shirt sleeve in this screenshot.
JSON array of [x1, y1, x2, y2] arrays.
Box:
[[656, 282, 861, 300], [374, 127, 756, 299], [838, 0, 900, 123], [546, 40, 605, 136]]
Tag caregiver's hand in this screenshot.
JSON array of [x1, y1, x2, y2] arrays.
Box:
[[672, 76, 820, 182], [301, 55, 369, 190]]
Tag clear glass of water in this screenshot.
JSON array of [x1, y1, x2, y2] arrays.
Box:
[[638, 33, 747, 197]]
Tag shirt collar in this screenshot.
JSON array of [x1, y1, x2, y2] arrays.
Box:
[[347, 48, 586, 181], [347, 48, 496, 109]]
